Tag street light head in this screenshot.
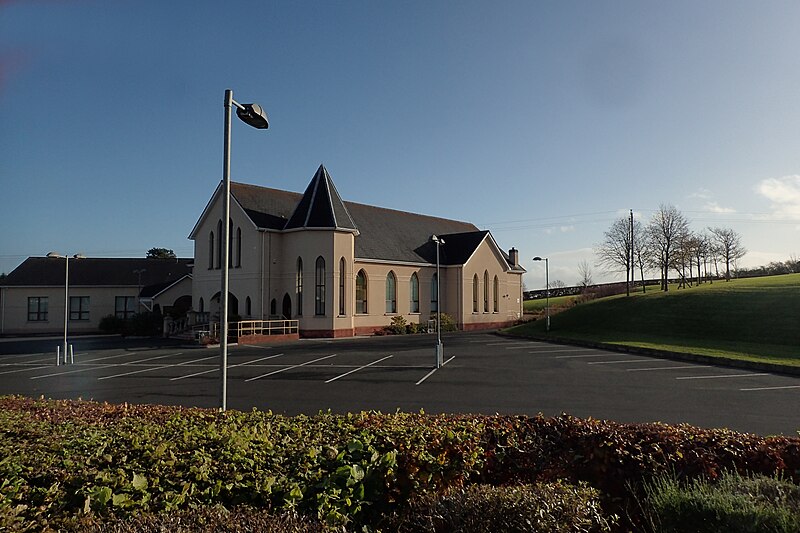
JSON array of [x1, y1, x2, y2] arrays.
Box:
[[532, 256, 542, 261], [47, 251, 63, 259], [431, 234, 445, 245], [236, 103, 269, 129]]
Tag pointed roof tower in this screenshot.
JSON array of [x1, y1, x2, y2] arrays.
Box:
[[284, 165, 359, 234]]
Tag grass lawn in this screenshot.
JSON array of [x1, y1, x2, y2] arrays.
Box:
[[507, 274, 800, 366], [523, 294, 581, 313]]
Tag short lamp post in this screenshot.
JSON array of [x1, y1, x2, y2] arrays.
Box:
[[532, 256, 550, 332], [46, 252, 85, 363], [431, 234, 445, 367], [220, 89, 269, 412]]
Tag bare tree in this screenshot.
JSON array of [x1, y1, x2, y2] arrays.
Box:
[[550, 279, 567, 289], [646, 204, 690, 292], [708, 227, 746, 281], [577, 260, 593, 289], [595, 217, 633, 296]]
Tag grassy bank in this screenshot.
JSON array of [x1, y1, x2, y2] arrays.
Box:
[[509, 274, 800, 365]]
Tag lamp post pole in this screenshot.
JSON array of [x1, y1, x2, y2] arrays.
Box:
[[220, 89, 269, 411], [47, 252, 84, 363], [432, 235, 445, 368], [533, 256, 550, 332]]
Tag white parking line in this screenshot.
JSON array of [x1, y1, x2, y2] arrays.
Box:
[[31, 352, 184, 379], [587, 359, 654, 365], [98, 355, 218, 380], [740, 385, 800, 392], [485, 342, 534, 346], [536, 348, 595, 354], [245, 354, 338, 382], [325, 355, 394, 383], [0, 364, 53, 376], [415, 356, 456, 385], [171, 353, 285, 381], [555, 353, 619, 359], [676, 373, 769, 380], [627, 365, 708, 372]]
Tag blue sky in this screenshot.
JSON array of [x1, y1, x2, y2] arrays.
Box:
[[2, 1, 799, 289]]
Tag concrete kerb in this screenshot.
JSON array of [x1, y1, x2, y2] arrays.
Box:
[[494, 331, 800, 378]]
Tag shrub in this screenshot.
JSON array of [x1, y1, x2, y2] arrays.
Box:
[[641, 471, 800, 533], [387, 315, 408, 335], [431, 312, 457, 332], [395, 482, 616, 532], [99, 315, 126, 334]]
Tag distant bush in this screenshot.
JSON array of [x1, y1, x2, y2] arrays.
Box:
[[433, 312, 457, 332], [396, 482, 616, 532], [98, 312, 162, 337], [641, 471, 800, 533]]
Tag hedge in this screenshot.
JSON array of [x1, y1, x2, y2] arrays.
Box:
[[0, 396, 798, 531]]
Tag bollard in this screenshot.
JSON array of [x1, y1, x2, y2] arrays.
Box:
[[70, 344, 74, 364], [57, 346, 61, 366]]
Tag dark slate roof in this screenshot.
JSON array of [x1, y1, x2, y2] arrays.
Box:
[[1, 258, 193, 295], [230, 182, 301, 230], [284, 165, 358, 232]]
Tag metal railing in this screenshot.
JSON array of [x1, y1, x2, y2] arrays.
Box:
[[233, 319, 299, 337]]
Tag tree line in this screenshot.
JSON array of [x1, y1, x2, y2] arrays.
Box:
[[595, 204, 747, 295]]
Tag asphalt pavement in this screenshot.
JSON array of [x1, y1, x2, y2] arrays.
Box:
[[1, 332, 798, 436]]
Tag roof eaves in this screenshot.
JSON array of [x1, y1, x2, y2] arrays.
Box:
[[188, 181, 223, 239]]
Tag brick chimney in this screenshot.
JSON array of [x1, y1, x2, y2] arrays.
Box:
[[509, 247, 519, 268]]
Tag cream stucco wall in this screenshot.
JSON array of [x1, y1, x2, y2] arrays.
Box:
[[0, 286, 141, 335]]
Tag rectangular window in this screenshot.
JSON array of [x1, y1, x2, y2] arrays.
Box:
[[70, 296, 90, 321], [27, 297, 48, 321], [115, 296, 136, 319]]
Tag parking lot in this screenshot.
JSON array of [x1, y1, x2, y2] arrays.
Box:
[[1, 332, 799, 435]]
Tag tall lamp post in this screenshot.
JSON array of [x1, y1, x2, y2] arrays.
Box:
[[431, 235, 445, 368], [532, 256, 550, 332], [220, 89, 269, 412], [46, 252, 85, 363]]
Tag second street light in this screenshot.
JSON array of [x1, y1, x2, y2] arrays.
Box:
[[46, 251, 85, 364], [220, 89, 269, 412], [431, 234, 445, 368], [532, 256, 550, 332]]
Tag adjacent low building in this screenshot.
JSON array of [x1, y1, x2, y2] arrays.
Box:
[[189, 165, 525, 337], [0, 257, 192, 336]]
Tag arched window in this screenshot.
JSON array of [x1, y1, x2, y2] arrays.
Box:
[[246, 296, 252, 317], [296, 257, 303, 317], [472, 274, 479, 312], [236, 227, 242, 268], [199, 297, 204, 313], [385, 271, 397, 313], [228, 219, 234, 267], [339, 257, 346, 316], [315, 256, 326, 316], [483, 270, 489, 312], [356, 270, 368, 314], [216, 219, 223, 269], [208, 231, 214, 269], [270, 298, 277, 316], [431, 273, 438, 313], [493, 275, 499, 312], [410, 272, 419, 313]]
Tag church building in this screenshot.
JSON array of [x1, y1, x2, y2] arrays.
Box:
[[189, 165, 524, 337]]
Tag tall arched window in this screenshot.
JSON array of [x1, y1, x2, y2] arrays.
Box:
[[228, 219, 234, 267], [430, 273, 438, 313], [339, 257, 346, 316], [315, 256, 326, 316], [385, 271, 397, 313], [296, 257, 303, 317], [410, 272, 419, 313], [483, 270, 489, 312], [216, 219, 223, 269], [208, 231, 215, 269], [493, 275, 499, 312], [236, 227, 242, 268], [199, 297, 204, 313], [356, 270, 368, 314], [246, 296, 252, 317], [472, 274, 479, 312]]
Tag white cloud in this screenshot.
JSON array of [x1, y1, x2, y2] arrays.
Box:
[[559, 225, 575, 233], [703, 201, 735, 214], [689, 188, 712, 200], [756, 175, 800, 220]]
